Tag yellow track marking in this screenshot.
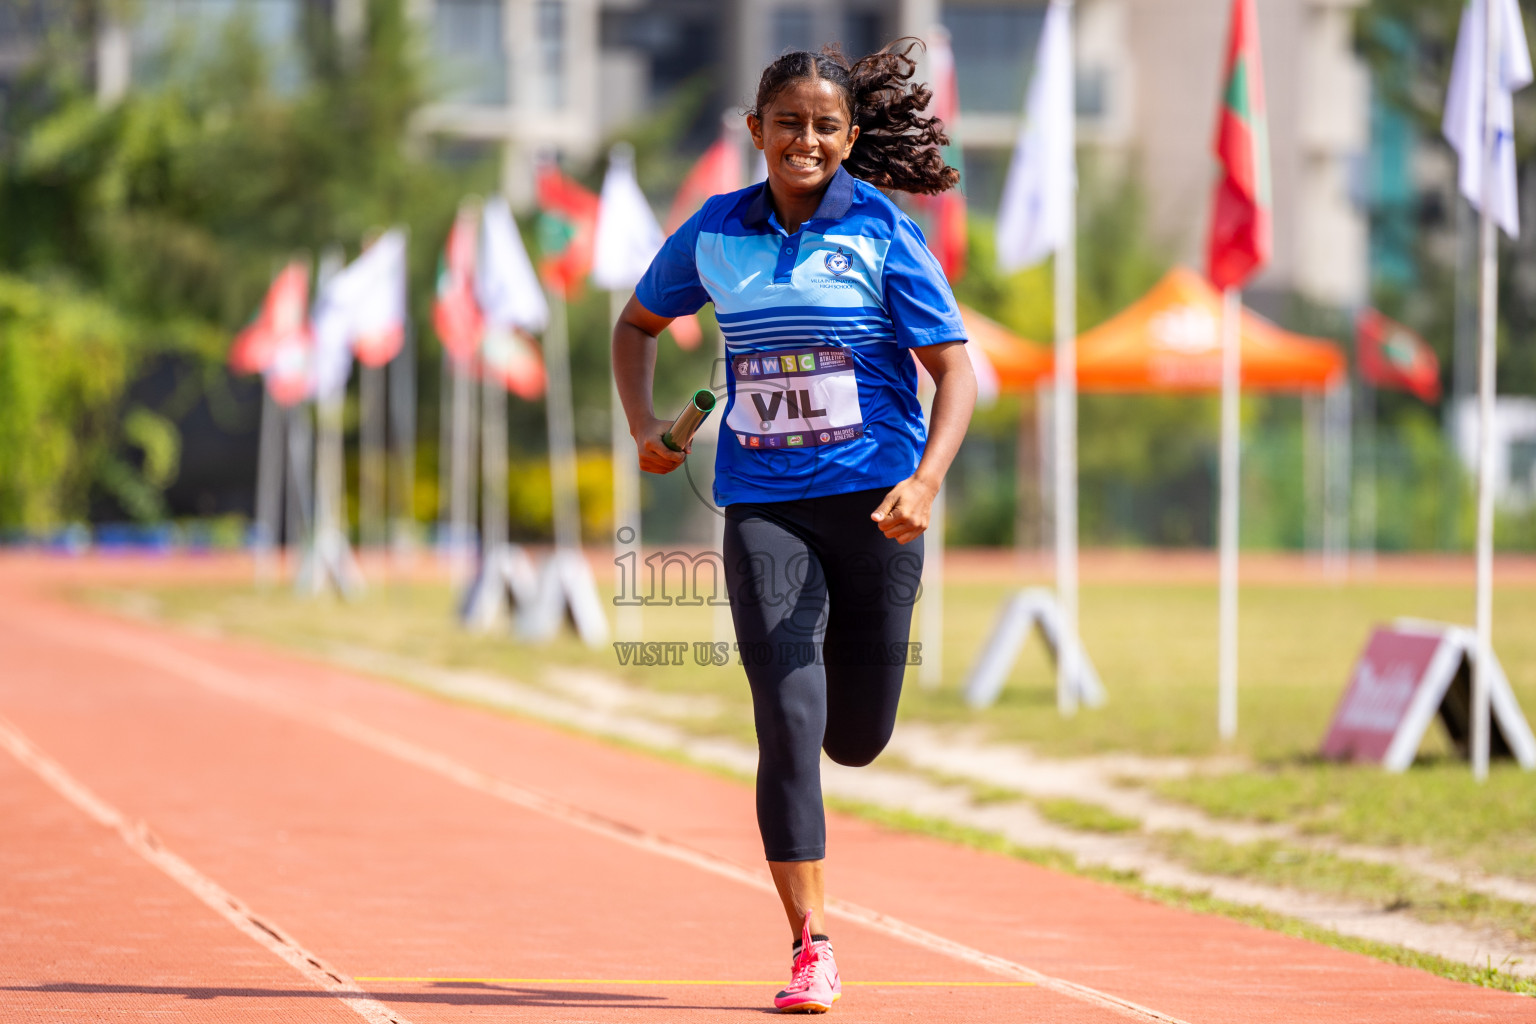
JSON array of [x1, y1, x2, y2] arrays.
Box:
[[356, 977, 1035, 988]]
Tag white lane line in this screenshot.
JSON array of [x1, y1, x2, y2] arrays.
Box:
[[0, 714, 412, 1024], [17, 614, 1191, 1024]]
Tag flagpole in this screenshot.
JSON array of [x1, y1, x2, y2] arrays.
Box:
[[390, 300, 417, 570], [1322, 377, 1351, 581], [253, 382, 284, 585], [546, 293, 583, 554], [285, 397, 313, 576], [437, 344, 454, 568], [448, 356, 476, 584], [1218, 285, 1241, 740], [1360, 372, 1377, 573], [299, 248, 363, 599], [360, 361, 386, 557], [475, 349, 509, 627], [1037, 380, 1054, 563], [610, 289, 643, 642], [1472, 0, 1503, 783], [1054, 0, 1079, 717], [1302, 391, 1320, 559]]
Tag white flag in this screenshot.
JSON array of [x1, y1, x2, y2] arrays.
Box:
[[311, 228, 408, 399], [477, 196, 549, 334], [592, 144, 665, 291], [1444, 0, 1533, 238], [996, 1, 1075, 271]]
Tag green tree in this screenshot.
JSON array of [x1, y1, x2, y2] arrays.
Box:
[[0, 0, 480, 529]]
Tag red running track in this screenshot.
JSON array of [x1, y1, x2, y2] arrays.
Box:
[[0, 555, 1530, 1023]]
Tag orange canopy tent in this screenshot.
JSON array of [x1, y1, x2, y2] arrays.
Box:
[[1075, 267, 1345, 393], [957, 304, 1053, 394]]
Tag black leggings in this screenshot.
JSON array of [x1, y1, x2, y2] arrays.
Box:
[[723, 487, 924, 862]]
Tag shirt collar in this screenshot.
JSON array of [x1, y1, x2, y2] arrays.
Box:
[[743, 166, 857, 232]]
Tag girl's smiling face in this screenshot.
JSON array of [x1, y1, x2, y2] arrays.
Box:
[[748, 77, 860, 204]]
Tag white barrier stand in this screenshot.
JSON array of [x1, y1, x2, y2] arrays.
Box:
[[522, 548, 609, 648], [962, 587, 1105, 710], [459, 543, 542, 632]]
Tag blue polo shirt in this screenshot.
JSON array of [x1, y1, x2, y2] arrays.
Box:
[[635, 167, 967, 507]]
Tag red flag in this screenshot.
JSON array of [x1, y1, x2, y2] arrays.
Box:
[[480, 327, 547, 400], [353, 324, 404, 368], [1206, 0, 1271, 290], [913, 26, 967, 281], [229, 262, 311, 376], [1356, 309, 1441, 403], [658, 127, 740, 351], [666, 132, 744, 233], [264, 330, 314, 407], [536, 165, 600, 300], [434, 203, 484, 365]]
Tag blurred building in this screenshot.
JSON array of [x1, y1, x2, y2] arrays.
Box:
[[99, 0, 1370, 310], [415, 0, 1371, 308]]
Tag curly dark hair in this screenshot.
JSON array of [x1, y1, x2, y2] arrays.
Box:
[[748, 38, 960, 196]]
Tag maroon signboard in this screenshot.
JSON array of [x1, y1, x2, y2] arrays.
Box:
[[1320, 628, 1444, 763]]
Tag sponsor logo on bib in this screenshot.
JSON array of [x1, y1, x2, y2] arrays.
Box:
[[728, 345, 865, 451]]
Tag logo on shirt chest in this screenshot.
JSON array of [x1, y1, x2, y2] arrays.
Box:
[[824, 247, 853, 276]]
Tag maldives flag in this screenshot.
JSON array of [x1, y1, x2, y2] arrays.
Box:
[[913, 25, 967, 282], [264, 329, 314, 407], [1356, 308, 1442, 403], [229, 262, 311, 376], [480, 327, 547, 400], [666, 129, 744, 233], [1206, 0, 1271, 290], [434, 202, 484, 365], [536, 165, 600, 300]]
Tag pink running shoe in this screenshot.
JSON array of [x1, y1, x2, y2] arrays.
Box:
[[774, 911, 841, 1013]]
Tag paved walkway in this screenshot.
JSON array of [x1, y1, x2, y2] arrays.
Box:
[[1, 556, 1530, 1022]]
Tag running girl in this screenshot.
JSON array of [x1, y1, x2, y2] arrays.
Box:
[[612, 40, 976, 1014]]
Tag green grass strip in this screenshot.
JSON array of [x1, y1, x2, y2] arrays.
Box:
[[1149, 830, 1536, 945], [1156, 764, 1536, 883], [1032, 796, 1141, 833]]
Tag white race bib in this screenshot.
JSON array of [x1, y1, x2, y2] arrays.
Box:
[[727, 347, 863, 450]]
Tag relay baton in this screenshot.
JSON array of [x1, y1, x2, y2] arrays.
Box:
[[662, 389, 717, 452]]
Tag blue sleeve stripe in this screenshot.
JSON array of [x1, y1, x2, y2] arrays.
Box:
[[722, 320, 893, 338], [725, 339, 834, 353], [725, 335, 898, 350], [716, 305, 887, 324], [721, 340, 897, 356], [725, 335, 898, 353], [721, 315, 890, 328]]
